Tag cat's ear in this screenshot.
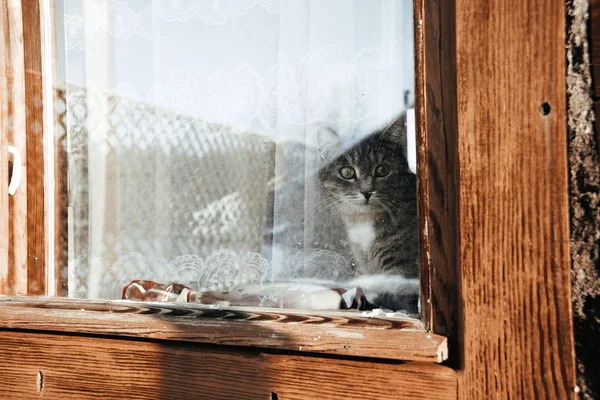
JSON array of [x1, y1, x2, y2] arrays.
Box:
[[316, 125, 341, 160], [381, 114, 407, 145]]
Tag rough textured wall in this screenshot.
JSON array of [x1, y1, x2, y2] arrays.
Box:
[[566, 1, 600, 398]]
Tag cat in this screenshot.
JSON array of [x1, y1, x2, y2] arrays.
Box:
[[316, 114, 419, 312]]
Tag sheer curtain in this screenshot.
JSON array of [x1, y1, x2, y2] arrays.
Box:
[[55, 0, 414, 299]]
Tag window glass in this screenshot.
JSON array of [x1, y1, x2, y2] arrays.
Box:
[[53, 0, 418, 315]]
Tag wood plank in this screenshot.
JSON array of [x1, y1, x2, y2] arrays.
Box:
[[413, 0, 432, 332], [455, 0, 578, 398], [1, 0, 47, 296], [0, 331, 457, 400], [1, 0, 28, 295], [415, 0, 460, 358], [0, 296, 448, 363], [0, 1, 11, 294], [23, 0, 46, 295]]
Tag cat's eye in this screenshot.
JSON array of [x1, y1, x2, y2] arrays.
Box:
[[339, 166, 356, 179], [375, 164, 390, 177]]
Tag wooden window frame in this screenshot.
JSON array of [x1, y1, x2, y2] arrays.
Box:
[[0, 0, 579, 398], [0, 0, 448, 365]]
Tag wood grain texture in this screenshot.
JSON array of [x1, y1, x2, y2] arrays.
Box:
[[414, 0, 431, 332], [0, 331, 457, 400], [0, 296, 448, 363], [0, 1, 11, 295], [1, 0, 28, 295], [1, 0, 47, 296], [455, 0, 577, 398], [415, 0, 460, 358], [23, 0, 46, 295]]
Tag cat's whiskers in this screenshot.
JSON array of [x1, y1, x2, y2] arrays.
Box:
[[323, 198, 352, 232], [377, 199, 397, 225], [311, 194, 346, 220], [311, 196, 338, 214], [324, 200, 350, 229]]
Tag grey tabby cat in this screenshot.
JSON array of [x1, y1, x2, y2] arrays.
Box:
[[317, 114, 419, 312]]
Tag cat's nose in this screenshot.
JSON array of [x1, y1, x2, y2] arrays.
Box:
[[361, 191, 374, 201]]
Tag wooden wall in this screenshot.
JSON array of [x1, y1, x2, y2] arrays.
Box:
[[455, 0, 577, 397], [0, 331, 457, 399]]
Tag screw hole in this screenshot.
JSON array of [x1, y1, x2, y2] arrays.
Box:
[[271, 392, 279, 400], [540, 102, 551, 116]]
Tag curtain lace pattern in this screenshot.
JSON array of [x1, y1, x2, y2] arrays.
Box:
[[55, 0, 415, 303], [63, 0, 280, 43]]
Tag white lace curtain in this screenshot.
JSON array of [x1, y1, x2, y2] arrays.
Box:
[[56, 0, 414, 299]]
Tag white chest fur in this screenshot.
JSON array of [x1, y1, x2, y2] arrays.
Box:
[[346, 220, 376, 252]]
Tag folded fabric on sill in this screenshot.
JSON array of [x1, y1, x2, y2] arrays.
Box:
[[122, 280, 377, 311]]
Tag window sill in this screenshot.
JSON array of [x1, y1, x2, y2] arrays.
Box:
[[0, 296, 447, 363]]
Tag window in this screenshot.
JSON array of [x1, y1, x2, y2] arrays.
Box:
[[1, 0, 455, 365], [50, 0, 422, 316]]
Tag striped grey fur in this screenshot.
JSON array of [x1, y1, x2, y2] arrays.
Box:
[[317, 115, 418, 311]]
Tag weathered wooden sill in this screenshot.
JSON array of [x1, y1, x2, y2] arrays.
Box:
[[0, 296, 447, 363]]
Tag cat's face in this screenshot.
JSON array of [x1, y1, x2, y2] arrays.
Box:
[[317, 119, 414, 216]]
